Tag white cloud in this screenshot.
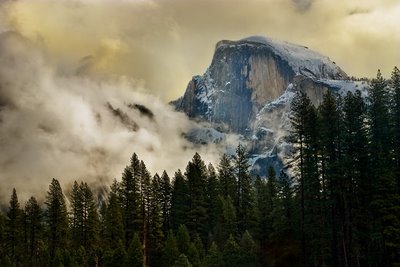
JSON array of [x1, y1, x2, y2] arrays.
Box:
[[0, 32, 222, 202]]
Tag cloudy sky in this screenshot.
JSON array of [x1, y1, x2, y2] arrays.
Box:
[[0, 0, 399, 201], [2, 0, 400, 101]]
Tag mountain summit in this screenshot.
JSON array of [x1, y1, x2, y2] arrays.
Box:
[[173, 36, 366, 174]]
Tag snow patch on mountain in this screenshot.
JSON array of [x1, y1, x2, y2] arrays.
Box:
[[317, 79, 369, 97], [241, 36, 346, 79]]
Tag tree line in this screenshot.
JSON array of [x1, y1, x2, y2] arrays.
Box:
[[0, 147, 278, 267], [289, 68, 400, 266], [0, 68, 399, 267]]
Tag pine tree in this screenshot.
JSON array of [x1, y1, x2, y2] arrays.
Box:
[[290, 92, 321, 266], [185, 153, 208, 240], [171, 170, 189, 231], [342, 90, 369, 265], [206, 163, 220, 237], [104, 182, 125, 249], [25, 196, 43, 266], [303, 100, 323, 266], [120, 153, 142, 247], [319, 90, 343, 266], [69, 181, 99, 252], [367, 70, 397, 265], [148, 173, 164, 266], [5, 188, 23, 265], [160, 170, 172, 233], [388, 66, 400, 264], [70, 181, 83, 249], [233, 144, 255, 234], [391, 66, 400, 194], [81, 182, 99, 251], [139, 160, 152, 266], [217, 154, 236, 201], [44, 179, 68, 262]]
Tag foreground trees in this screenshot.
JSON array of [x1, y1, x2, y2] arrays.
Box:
[[289, 68, 400, 266], [0, 68, 399, 266]]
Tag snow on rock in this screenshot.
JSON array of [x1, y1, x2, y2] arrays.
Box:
[[317, 79, 369, 97], [240, 36, 347, 80]]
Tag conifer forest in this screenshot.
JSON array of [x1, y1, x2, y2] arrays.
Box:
[[1, 68, 400, 267]]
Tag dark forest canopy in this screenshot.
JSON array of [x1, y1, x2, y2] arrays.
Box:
[[0, 68, 400, 266]]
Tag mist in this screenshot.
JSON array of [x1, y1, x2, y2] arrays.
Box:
[[0, 31, 225, 202]]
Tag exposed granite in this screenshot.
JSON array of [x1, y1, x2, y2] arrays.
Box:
[[174, 37, 347, 134]]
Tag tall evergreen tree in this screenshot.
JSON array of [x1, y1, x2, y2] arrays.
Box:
[[139, 160, 152, 266], [185, 153, 208, 240], [25, 196, 43, 267], [5, 188, 23, 265], [367, 70, 398, 265], [391, 66, 400, 194], [290, 92, 321, 266], [206, 163, 220, 237], [319, 90, 343, 266], [342, 90, 370, 265], [148, 173, 164, 266], [104, 180, 125, 249], [120, 153, 142, 247], [233, 144, 255, 234], [69, 181, 83, 249], [160, 170, 172, 233], [45, 179, 69, 263], [69, 181, 99, 252], [171, 170, 189, 230], [388, 67, 400, 264], [217, 154, 236, 201], [81, 182, 99, 251]]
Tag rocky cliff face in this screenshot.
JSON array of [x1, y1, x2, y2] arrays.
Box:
[[174, 36, 348, 134], [174, 36, 365, 175]]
